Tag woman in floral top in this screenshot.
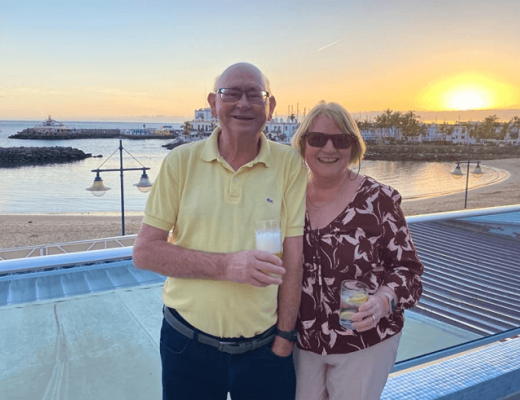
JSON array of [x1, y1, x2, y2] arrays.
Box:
[[291, 102, 423, 400]]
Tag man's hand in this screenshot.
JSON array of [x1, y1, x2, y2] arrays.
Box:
[[222, 250, 286, 287], [271, 335, 294, 357]]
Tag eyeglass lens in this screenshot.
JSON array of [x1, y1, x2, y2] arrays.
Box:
[[218, 89, 267, 104], [306, 132, 356, 149]]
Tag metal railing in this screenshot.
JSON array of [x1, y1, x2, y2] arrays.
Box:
[[0, 235, 136, 261]]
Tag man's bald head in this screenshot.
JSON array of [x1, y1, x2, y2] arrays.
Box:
[[212, 62, 271, 94]]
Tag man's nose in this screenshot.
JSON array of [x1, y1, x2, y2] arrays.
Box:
[[236, 92, 252, 107]]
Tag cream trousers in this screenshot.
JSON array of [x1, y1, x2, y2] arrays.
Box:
[[293, 332, 401, 400]]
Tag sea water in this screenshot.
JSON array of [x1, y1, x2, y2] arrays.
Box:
[[0, 120, 504, 215]]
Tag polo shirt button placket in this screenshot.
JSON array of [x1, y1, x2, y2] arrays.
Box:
[[229, 174, 239, 198]]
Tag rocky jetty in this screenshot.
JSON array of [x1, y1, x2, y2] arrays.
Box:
[[0, 146, 92, 167], [364, 143, 520, 162], [10, 129, 120, 140]]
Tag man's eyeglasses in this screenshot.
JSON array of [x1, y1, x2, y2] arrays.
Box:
[[216, 88, 269, 104], [304, 132, 357, 149]]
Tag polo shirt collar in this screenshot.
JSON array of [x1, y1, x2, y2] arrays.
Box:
[[200, 127, 272, 167]]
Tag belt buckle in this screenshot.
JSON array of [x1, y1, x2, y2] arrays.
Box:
[[218, 341, 237, 352]]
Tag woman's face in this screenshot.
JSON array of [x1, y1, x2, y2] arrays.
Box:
[[304, 115, 352, 181]]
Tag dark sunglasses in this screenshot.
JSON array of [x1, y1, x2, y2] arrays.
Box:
[[305, 132, 357, 149]]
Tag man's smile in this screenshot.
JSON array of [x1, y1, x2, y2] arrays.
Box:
[[232, 116, 254, 121]]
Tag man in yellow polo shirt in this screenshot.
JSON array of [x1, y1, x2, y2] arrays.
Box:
[[133, 62, 307, 400]]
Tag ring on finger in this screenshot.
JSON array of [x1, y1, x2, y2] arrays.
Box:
[[371, 315, 376, 323]]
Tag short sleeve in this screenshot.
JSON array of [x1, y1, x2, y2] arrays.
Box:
[[143, 152, 180, 232], [282, 152, 307, 238]]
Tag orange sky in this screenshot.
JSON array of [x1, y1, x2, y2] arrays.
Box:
[[1, 0, 519, 122]]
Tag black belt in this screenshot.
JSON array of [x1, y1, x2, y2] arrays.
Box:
[[163, 306, 276, 355]]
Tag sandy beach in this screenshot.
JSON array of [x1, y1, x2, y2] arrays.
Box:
[[1, 158, 518, 250]]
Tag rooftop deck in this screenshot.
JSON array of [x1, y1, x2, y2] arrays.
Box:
[[1, 205, 519, 399]]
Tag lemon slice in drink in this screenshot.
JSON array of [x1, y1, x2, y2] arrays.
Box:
[[340, 311, 355, 321], [349, 293, 368, 304]]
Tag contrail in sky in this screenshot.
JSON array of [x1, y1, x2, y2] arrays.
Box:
[[318, 38, 347, 52]]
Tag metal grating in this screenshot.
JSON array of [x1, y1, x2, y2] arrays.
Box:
[[410, 216, 520, 336]]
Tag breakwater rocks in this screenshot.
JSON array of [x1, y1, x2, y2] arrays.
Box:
[[364, 144, 520, 162], [9, 129, 175, 141], [0, 146, 92, 167]]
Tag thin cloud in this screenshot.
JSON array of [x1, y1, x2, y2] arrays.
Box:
[[87, 87, 150, 97], [318, 38, 347, 52]]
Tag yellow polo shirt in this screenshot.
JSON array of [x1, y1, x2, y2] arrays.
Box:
[[143, 128, 307, 338]]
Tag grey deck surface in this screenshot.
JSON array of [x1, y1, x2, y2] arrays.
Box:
[[0, 283, 479, 400], [0, 284, 165, 400]]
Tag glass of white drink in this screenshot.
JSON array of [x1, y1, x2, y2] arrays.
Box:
[[255, 220, 283, 258], [339, 280, 369, 330]]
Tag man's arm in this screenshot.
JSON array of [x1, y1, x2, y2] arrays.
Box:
[[271, 235, 303, 356], [133, 223, 286, 287]]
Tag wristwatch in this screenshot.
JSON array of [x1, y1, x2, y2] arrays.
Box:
[[276, 328, 298, 342], [381, 292, 396, 313]]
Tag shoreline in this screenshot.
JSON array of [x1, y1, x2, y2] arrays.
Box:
[[1, 158, 518, 250]]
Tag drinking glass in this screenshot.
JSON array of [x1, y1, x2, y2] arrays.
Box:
[[255, 219, 282, 258], [339, 280, 369, 330]]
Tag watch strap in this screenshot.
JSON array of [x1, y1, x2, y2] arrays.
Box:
[[276, 328, 298, 342], [381, 292, 396, 313]]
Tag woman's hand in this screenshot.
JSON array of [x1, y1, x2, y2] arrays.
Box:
[[351, 294, 388, 333]]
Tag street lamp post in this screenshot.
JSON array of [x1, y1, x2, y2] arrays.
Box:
[[451, 135, 483, 209], [86, 140, 153, 235], [451, 160, 483, 209]]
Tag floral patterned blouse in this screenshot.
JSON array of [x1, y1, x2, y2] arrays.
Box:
[[297, 176, 424, 355]]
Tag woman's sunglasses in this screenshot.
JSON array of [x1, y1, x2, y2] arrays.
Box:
[[305, 132, 357, 149]]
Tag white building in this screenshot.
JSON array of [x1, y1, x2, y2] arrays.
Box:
[[360, 127, 401, 142], [189, 108, 298, 142], [264, 117, 299, 142]]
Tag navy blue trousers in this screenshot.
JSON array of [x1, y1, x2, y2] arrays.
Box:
[[160, 317, 296, 400]]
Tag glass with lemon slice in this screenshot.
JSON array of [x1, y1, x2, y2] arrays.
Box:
[[339, 280, 369, 330]]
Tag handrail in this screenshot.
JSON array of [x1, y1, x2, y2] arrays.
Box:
[[0, 247, 133, 274], [406, 204, 520, 224], [0, 235, 136, 261], [392, 326, 520, 373], [1, 205, 519, 275]]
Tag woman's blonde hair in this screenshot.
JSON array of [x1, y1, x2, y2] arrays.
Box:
[[291, 101, 366, 166]]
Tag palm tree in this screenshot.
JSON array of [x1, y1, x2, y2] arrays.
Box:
[[509, 116, 520, 140], [181, 121, 192, 135], [400, 111, 423, 139], [289, 114, 296, 123], [375, 109, 393, 129], [499, 122, 510, 141], [480, 115, 500, 139]]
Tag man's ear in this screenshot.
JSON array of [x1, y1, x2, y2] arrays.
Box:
[[208, 92, 217, 118], [267, 95, 276, 121]]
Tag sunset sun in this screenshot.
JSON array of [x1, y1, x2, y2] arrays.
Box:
[[418, 73, 516, 111], [446, 88, 490, 110]]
